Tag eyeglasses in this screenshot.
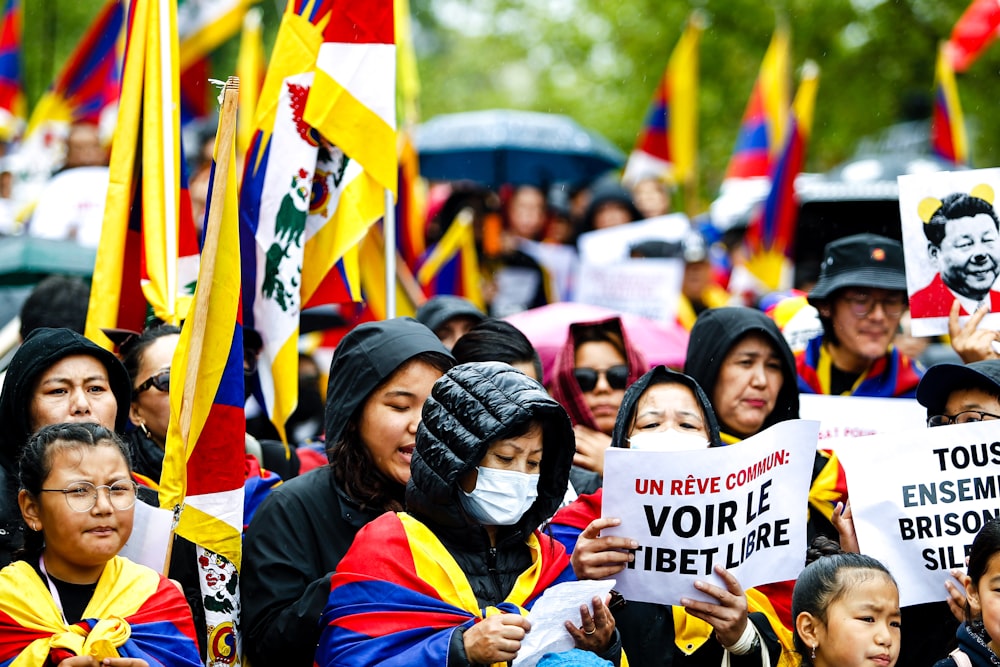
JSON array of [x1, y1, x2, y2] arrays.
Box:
[[574, 365, 629, 392], [134, 370, 169, 395], [928, 410, 1000, 427], [841, 292, 906, 319], [40, 480, 139, 512]]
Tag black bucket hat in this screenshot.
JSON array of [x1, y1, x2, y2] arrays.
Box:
[[916, 360, 1000, 418], [808, 233, 907, 302], [416, 295, 485, 333]]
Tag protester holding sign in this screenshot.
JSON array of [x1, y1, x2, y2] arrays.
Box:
[[934, 519, 1000, 667], [549, 317, 647, 477], [792, 548, 901, 667], [550, 366, 790, 667], [796, 233, 924, 398], [314, 362, 622, 666]]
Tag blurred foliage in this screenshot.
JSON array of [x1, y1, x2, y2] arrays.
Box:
[[24, 1, 1000, 210]]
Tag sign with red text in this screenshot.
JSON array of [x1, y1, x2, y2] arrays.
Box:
[[835, 419, 1000, 607], [799, 394, 925, 444], [601, 420, 818, 606]]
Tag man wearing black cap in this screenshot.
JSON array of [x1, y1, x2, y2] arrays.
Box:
[[415, 295, 486, 350], [918, 360, 1000, 428], [797, 233, 924, 397]]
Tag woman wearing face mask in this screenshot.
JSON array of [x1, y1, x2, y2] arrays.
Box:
[[242, 318, 454, 667], [314, 362, 622, 666], [550, 366, 790, 667], [549, 317, 647, 478]]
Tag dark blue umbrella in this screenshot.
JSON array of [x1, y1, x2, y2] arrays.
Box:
[[415, 109, 625, 189]]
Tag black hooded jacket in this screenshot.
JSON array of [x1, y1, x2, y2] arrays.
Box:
[[605, 366, 781, 667], [684, 307, 799, 437], [0, 328, 131, 566], [242, 318, 453, 667]]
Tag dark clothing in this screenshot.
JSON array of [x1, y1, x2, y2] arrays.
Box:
[[903, 602, 960, 667], [0, 327, 131, 567], [933, 620, 999, 667], [242, 465, 382, 667], [31, 561, 97, 626], [684, 307, 800, 434], [126, 428, 165, 483]]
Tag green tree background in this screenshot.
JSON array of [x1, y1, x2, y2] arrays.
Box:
[[26, 0, 1000, 206]]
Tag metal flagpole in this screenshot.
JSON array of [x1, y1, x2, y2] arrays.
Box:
[[384, 188, 396, 319]]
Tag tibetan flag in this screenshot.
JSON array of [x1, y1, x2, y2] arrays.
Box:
[[359, 222, 421, 320], [23, 0, 123, 141], [931, 41, 968, 166], [416, 209, 484, 309], [745, 62, 819, 291], [177, 0, 254, 71], [160, 78, 245, 666], [179, 56, 211, 125], [396, 131, 426, 272], [622, 14, 702, 187], [724, 26, 790, 180], [946, 0, 1000, 73], [301, 1, 396, 306], [85, 0, 200, 348], [0, 0, 23, 142], [236, 7, 264, 157]]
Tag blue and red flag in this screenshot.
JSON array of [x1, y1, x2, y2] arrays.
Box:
[[396, 132, 426, 273], [24, 0, 122, 139], [0, 0, 23, 142], [744, 62, 819, 292], [314, 512, 570, 667], [724, 26, 789, 180], [931, 41, 968, 166], [416, 209, 484, 308]]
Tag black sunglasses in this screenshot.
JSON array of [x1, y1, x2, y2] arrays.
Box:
[[573, 365, 629, 392], [134, 369, 169, 395]]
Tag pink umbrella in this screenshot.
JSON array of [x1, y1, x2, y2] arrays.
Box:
[[504, 302, 690, 385]]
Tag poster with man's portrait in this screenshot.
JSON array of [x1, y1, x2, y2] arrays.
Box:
[[899, 167, 1000, 337]]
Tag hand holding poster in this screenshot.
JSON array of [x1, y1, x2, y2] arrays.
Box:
[[836, 419, 1000, 607], [601, 420, 817, 606]]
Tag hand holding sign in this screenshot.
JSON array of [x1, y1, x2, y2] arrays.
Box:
[[948, 300, 1000, 363], [571, 517, 639, 580], [679, 565, 750, 648]]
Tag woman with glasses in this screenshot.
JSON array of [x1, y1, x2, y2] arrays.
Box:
[[549, 317, 647, 477], [0, 422, 201, 666], [0, 328, 132, 569], [797, 234, 924, 398]]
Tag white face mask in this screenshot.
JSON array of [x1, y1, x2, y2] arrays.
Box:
[[461, 466, 540, 526], [628, 429, 710, 452]]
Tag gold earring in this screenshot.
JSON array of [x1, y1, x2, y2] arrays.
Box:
[[139, 423, 150, 438]]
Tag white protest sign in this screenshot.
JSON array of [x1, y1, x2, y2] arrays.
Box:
[[576, 214, 690, 265], [836, 419, 1000, 607], [573, 259, 684, 323], [799, 394, 925, 444], [601, 420, 818, 606]]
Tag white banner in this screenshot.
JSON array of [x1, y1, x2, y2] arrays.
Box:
[[601, 420, 817, 606], [799, 394, 925, 444], [836, 419, 1000, 607]]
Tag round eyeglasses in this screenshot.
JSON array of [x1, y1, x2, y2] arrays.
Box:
[[841, 292, 906, 319], [40, 480, 139, 512], [927, 410, 1000, 428]]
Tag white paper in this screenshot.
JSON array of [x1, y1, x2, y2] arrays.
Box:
[[511, 579, 616, 667], [119, 499, 174, 574], [798, 394, 925, 444]]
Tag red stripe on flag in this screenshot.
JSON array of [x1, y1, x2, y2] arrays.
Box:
[[324, 0, 393, 44], [186, 403, 246, 497]]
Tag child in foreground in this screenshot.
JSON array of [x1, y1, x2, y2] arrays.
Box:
[[793, 541, 901, 667]]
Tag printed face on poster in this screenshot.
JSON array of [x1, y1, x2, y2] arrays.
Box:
[[601, 420, 818, 606], [899, 167, 1000, 337], [835, 419, 1000, 607]]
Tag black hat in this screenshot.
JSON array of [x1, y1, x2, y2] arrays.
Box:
[[416, 295, 486, 333], [808, 233, 907, 302], [916, 360, 1000, 418]]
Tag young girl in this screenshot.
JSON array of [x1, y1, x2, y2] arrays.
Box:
[[793, 547, 901, 667], [0, 422, 201, 666], [934, 519, 1000, 667]]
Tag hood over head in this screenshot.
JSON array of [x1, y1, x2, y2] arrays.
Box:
[[0, 327, 131, 470], [407, 361, 574, 542], [610, 365, 723, 449], [324, 317, 453, 460], [684, 306, 799, 435], [549, 317, 647, 431]]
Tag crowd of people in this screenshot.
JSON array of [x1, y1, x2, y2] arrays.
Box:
[[2, 221, 1000, 667]]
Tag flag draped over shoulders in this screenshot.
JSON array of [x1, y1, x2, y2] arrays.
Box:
[[315, 512, 570, 667], [795, 337, 923, 398], [0, 557, 201, 667]]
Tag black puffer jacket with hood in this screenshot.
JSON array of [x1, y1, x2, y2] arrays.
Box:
[[606, 365, 781, 667], [684, 307, 799, 438], [408, 361, 621, 665], [0, 328, 131, 567]]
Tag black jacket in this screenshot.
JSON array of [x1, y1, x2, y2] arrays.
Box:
[[0, 328, 131, 567], [684, 306, 800, 436]]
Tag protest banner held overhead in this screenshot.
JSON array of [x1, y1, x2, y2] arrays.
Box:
[[602, 419, 817, 606], [837, 419, 1000, 607]]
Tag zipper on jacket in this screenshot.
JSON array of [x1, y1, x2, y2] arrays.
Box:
[[487, 546, 502, 601]]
